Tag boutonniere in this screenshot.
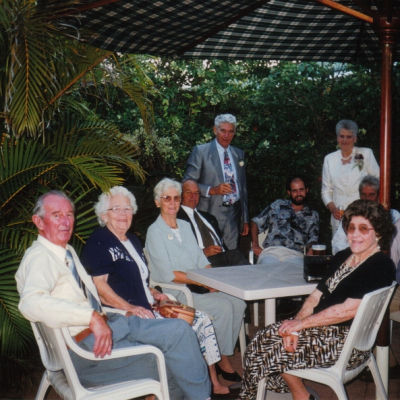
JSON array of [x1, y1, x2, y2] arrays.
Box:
[[238, 159, 245, 167], [168, 234, 173, 241], [353, 153, 364, 171]]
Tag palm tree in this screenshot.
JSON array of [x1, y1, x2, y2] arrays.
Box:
[[0, 0, 155, 390]]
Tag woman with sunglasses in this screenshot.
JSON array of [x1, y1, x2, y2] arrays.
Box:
[[146, 178, 247, 399], [239, 199, 395, 400]]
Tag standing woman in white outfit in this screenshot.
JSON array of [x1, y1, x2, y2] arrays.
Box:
[[321, 120, 379, 237]]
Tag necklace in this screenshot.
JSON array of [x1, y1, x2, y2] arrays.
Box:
[[326, 245, 379, 293], [350, 245, 380, 268], [341, 148, 355, 165]]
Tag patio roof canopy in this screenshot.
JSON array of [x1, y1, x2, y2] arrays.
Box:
[[45, 0, 400, 63]]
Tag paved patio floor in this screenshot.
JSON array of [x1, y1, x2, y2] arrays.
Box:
[[227, 302, 400, 400], [2, 303, 400, 400]]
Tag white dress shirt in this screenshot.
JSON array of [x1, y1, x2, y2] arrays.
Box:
[[180, 205, 222, 249]]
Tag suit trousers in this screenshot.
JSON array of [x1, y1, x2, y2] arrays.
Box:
[[209, 249, 249, 267], [69, 313, 210, 400], [218, 201, 241, 250]]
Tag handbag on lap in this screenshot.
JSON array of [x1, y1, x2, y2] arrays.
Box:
[[155, 299, 196, 324]]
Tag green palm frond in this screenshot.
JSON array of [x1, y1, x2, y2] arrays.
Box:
[[0, 1, 152, 390], [0, 249, 33, 356], [46, 44, 112, 110], [111, 54, 157, 134], [1, 1, 114, 137]]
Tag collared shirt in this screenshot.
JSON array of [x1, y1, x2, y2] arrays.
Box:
[[206, 140, 240, 200], [332, 208, 400, 255], [252, 199, 319, 252], [15, 235, 94, 336], [181, 205, 223, 249]]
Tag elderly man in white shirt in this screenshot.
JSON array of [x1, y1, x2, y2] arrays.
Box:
[[15, 190, 211, 400], [332, 175, 400, 256]]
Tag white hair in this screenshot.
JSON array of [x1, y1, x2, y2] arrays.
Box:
[[153, 178, 182, 201], [33, 190, 75, 218], [94, 186, 138, 227], [214, 114, 237, 129], [336, 119, 358, 137]]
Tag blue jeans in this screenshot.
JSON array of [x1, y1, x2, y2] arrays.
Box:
[[69, 313, 210, 400]]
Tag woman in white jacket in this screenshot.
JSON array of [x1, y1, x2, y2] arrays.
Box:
[[321, 119, 379, 237]]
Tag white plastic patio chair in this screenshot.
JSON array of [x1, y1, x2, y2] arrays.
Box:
[[31, 319, 170, 400], [145, 248, 247, 365], [255, 282, 396, 400]]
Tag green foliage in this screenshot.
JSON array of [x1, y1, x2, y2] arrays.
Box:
[[100, 58, 395, 250], [0, 118, 146, 390], [0, 1, 156, 391], [104, 60, 383, 213]]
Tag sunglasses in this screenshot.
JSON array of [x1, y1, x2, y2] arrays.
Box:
[[346, 224, 374, 235], [160, 195, 181, 203]]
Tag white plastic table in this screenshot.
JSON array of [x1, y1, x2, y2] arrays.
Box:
[[187, 262, 317, 326], [188, 262, 318, 399]]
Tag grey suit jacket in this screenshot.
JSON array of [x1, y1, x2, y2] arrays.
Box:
[[184, 139, 249, 225]]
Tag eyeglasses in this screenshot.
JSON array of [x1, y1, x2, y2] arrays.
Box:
[[346, 224, 374, 235], [160, 195, 181, 203], [107, 206, 134, 214]]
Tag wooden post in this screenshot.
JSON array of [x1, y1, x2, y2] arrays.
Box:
[[373, 11, 399, 395]]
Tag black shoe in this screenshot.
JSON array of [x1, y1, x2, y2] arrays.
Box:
[[215, 364, 242, 382]]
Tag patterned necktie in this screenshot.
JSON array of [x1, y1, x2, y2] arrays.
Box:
[[223, 150, 238, 204], [194, 211, 221, 248], [65, 249, 102, 313]]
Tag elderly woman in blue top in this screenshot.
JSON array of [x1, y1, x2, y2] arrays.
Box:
[[146, 178, 247, 393], [80, 186, 231, 397]]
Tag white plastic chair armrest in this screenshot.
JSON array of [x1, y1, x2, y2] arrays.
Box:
[[150, 279, 194, 307], [102, 307, 126, 316], [61, 327, 166, 362]]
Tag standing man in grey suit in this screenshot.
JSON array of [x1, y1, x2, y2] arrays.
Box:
[[184, 114, 249, 250]]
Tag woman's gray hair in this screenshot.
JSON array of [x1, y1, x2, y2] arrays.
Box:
[[335, 119, 358, 137], [153, 178, 182, 201], [215, 114, 237, 129], [94, 186, 138, 227], [33, 190, 75, 218]]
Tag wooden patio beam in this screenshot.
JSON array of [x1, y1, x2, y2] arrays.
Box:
[[314, 0, 374, 23]]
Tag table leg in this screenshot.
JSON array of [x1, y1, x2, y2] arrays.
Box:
[[264, 298, 276, 326]]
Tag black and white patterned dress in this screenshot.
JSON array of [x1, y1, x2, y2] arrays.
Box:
[[239, 249, 395, 399]]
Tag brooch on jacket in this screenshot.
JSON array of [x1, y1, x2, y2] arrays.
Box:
[[238, 159, 245, 167], [353, 153, 364, 171]]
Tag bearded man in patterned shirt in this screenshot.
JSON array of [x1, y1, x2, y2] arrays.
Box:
[[250, 174, 319, 265]]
